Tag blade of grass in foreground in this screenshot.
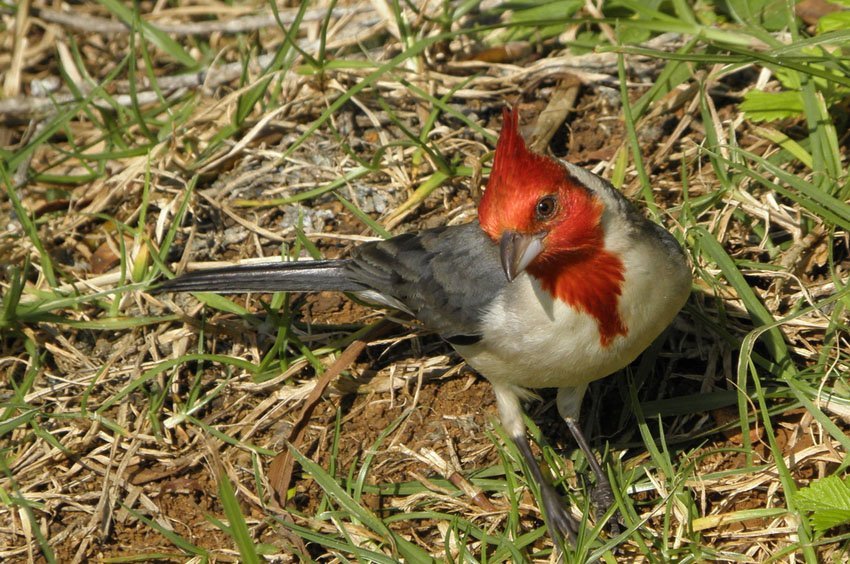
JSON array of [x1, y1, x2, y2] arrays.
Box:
[[95, 0, 197, 68], [287, 446, 434, 563], [1, 168, 58, 288], [216, 471, 261, 564], [694, 226, 792, 373], [96, 354, 263, 413], [120, 503, 208, 558], [743, 351, 817, 562]]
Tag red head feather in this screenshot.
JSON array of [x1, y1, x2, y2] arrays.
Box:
[[478, 107, 603, 251], [479, 108, 568, 237], [477, 107, 628, 346]]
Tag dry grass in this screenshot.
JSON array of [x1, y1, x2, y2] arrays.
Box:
[[1, 1, 848, 562]]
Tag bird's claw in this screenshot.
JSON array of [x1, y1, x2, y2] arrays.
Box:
[[539, 482, 578, 544], [590, 481, 615, 514], [591, 482, 622, 537]]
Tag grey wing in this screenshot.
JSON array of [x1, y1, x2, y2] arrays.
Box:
[[346, 222, 507, 344]]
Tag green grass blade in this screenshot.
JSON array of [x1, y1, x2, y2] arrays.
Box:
[[216, 471, 261, 564]]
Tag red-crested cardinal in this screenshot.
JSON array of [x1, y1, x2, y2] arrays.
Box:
[[159, 108, 691, 541]]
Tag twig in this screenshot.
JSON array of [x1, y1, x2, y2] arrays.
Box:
[[0, 19, 382, 118], [3, 0, 28, 98], [528, 75, 582, 153], [396, 443, 499, 512], [267, 320, 393, 507], [36, 6, 367, 36]]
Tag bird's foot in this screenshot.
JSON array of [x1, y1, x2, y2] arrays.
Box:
[[562, 417, 622, 536], [539, 481, 577, 545], [510, 431, 578, 544], [590, 481, 622, 537]]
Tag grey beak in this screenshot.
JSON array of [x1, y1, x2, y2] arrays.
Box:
[[499, 231, 545, 282]]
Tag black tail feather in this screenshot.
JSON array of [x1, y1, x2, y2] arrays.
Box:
[[155, 260, 368, 294]]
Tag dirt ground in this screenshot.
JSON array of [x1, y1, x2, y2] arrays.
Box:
[[2, 3, 848, 561]]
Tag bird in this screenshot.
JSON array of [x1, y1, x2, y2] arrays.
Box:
[[157, 107, 691, 542]]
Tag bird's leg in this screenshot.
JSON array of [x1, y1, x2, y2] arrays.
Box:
[[493, 384, 577, 543], [513, 431, 578, 543], [563, 416, 615, 515], [556, 386, 617, 524]]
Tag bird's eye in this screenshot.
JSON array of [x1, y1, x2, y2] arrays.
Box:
[[535, 195, 557, 220]]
